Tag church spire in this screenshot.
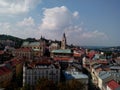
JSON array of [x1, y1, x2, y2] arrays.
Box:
[[61, 33, 66, 49]]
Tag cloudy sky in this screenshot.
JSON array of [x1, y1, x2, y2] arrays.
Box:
[[0, 0, 120, 46]]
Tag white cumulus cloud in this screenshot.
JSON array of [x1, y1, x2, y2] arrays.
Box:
[[82, 30, 107, 39], [0, 22, 11, 35], [39, 6, 80, 40], [0, 17, 38, 39], [39, 6, 79, 30], [17, 17, 35, 26], [38, 6, 108, 46], [0, 5, 108, 46], [0, 0, 41, 14], [73, 11, 79, 17]]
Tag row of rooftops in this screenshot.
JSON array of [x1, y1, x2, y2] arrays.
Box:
[[22, 41, 41, 47], [4, 57, 23, 66], [25, 57, 60, 69], [14, 48, 83, 58], [0, 65, 11, 76], [98, 71, 112, 80], [98, 70, 120, 79], [63, 64, 88, 81], [82, 50, 120, 89], [53, 57, 73, 61], [88, 55, 120, 89], [64, 70, 88, 80], [14, 47, 32, 52], [0, 57, 23, 76], [91, 60, 120, 73]]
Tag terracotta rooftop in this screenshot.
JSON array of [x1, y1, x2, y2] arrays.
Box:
[[5, 57, 23, 66], [73, 53, 81, 57], [0, 69, 4, 75], [0, 50, 4, 55], [107, 80, 120, 90], [98, 60, 108, 64], [0, 66, 11, 76], [11, 57, 23, 66], [26, 57, 60, 69], [15, 47, 32, 52], [87, 51, 96, 59], [54, 57, 72, 61]]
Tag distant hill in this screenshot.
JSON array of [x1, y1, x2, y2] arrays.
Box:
[[0, 34, 24, 48], [82, 46, 108, 49], [0, 34, 62, 49], [0, 34, 23, 41]]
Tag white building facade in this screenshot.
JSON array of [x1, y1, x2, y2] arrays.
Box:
[[23, 63, 60, 86]]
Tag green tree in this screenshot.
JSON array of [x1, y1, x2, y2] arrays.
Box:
[[58, 79, 85, 90], [36, 78, 57, 90], [67, 79, 85, 90], [57, 82, 69, 90], [22, 84, 31, 90]]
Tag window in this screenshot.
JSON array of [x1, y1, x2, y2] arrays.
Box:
[[28, 76, 30, 80], [35, 76, 37, 80], [34, 70, 37, 75], [46, 70, 48, 75]]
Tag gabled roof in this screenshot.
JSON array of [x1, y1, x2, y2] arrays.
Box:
[[99, 71, 112, 80], [73, 51, 81, 57], [54, 57, 72, 61], [29, 42, 40, 46], [64, 69, 88, 80], [22, 41, 40, 47], [10, 57, 23, 66], [0, 66, 11, 76], [107, 80, 120, 90], [5, 57, 23, 67], [15, 47, 32, 52], [22, 41, 29, 46], [50, 43, 59, 47], [87, 50, 96, 59], [93, 54, 100, 60], [26, 57, 60, 69], [100, 55, 106, 60], [110, 66, 120, 70]]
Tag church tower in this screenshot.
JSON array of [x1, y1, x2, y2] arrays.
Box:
[[61, 33, 66, 49]]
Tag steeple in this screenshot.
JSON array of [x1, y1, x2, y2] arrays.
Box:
[[61, 33, 66, 49]]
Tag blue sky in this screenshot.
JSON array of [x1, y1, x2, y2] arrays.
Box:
[[0, 0, 120, 46]]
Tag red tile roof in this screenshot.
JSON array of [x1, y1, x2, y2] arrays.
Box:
[[87, 51, 96, 59], [54, 57, 72, 61], [107, 80, 120, 90], [0, 69, 4, 75], [0, 66, 11, 76], [1, 66, 11, 72], [15, 47, 32, 52], [73, 53, 81, 57], [4, 57, 23, 67], [11, 57, 23, 66], [0, 50, 4, 55], [97, 60, 108, 64]]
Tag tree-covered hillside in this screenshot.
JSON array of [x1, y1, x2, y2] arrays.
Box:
[[0, 34, 24, 48]]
